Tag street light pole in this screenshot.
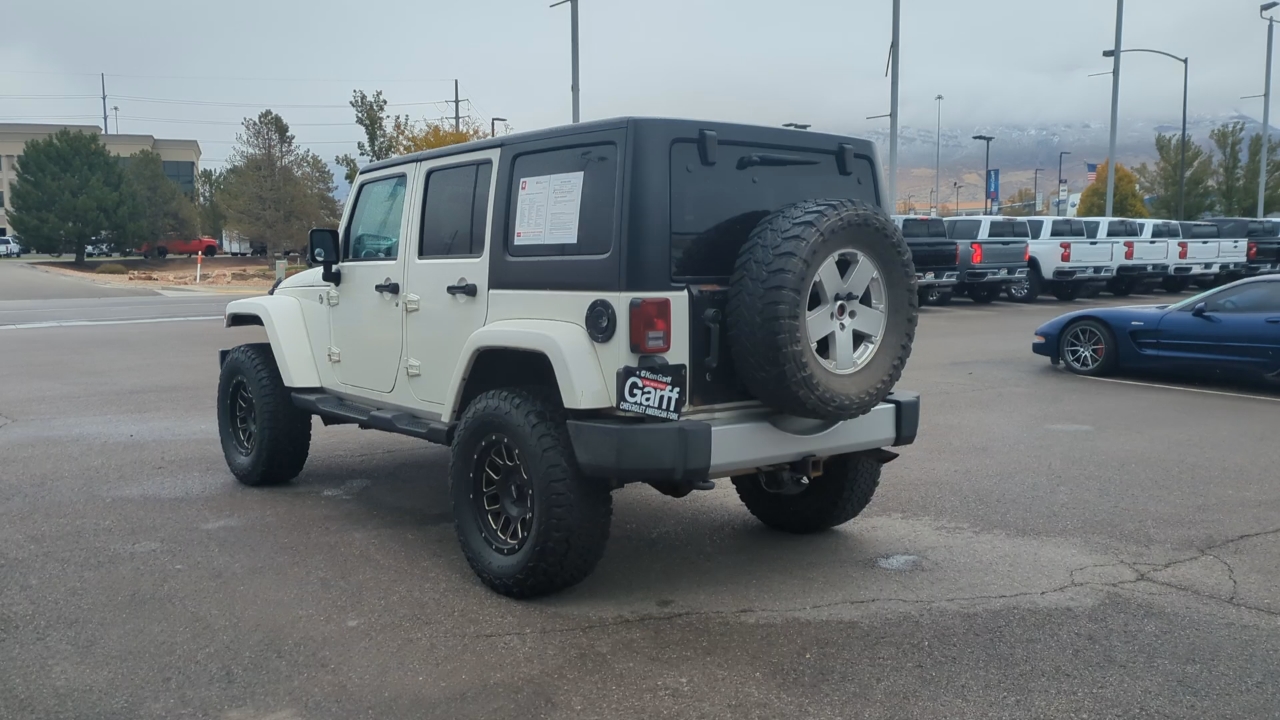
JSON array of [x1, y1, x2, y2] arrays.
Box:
[[1260, 2, 1278, 217], [550, 0, 580, 123], [954, 182, 963, 216], [1105, 0, 1125, 217], [935, 94, 944, 216], [887, 0, 901, 213], [1058, 151, 1072, 215], [972, 134, 994, 213], [1103, 48, 1189, 219]]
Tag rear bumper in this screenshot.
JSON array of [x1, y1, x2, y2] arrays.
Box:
[[566, 392, 920, 483], [1051, 265, 1114, 282], [962, 267, 1028, 283], [1116, 263, 1169, 277], [1168, 262, 1218, 277], [1243, 262, 1280, 275], [915, 270, 959, 288]]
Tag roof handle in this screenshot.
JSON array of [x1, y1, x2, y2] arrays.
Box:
[[836, 143, 855, 176], [697, 130, 717, 166]]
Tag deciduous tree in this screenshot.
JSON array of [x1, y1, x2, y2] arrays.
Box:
[[1133, 133, 1215, 220], [8, 129, 128, 264], [1001, 187, 1037, 216], [335, 90, 399, 185], [1075, 161, 1148, 218], [1210, 121, 1247, 216], [1239, 132, 1280, 216]]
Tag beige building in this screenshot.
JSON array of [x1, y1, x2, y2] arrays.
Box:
[[0, 124, 201, 237]]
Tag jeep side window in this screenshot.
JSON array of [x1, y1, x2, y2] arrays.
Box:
[[420, 162, 493, 258], [507, 143, 617, 258], [345, 175, 407, 261], [947, 220, 980, 240]]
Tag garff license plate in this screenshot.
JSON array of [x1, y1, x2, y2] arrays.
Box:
[[616, 365, 687, 421]]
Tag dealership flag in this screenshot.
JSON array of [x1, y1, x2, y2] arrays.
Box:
[[1086, 163, 1098, 183]]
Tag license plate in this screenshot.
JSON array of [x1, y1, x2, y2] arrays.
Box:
[[998, 267, 1008, 276], [924, 271, 935, 280], [617, 364, 687, 421]]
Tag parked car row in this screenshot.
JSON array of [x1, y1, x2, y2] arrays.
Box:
[[893, 214, 1280, 305]]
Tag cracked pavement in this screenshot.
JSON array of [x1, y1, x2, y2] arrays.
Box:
[[3, 284, 1280, 719]]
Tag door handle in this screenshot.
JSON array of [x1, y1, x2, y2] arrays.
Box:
[[374, 279, 400, 295], [446, 283, 478, 297], [1266, 317, 1280, 324]]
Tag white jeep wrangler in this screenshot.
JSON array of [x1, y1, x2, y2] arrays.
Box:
[[216, 118, 921, 598]]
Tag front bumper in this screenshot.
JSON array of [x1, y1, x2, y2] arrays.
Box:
[[1052, 265, 1114, 282], [566, 392, 920, 483], [916, 270, 959, 288]]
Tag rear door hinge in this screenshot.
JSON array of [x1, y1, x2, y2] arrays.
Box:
[[326, 288, 340, 306], [405, 358, 421, 377], [404, 293, 420, 313], [327, 347, 341, 363]]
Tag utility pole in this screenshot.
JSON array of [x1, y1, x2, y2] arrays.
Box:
[[1260, 3, 1277, 218], [445, 80, 469, 134], [551, 0, 581, 123], [934, 94, 944, 216], [887, 0, 901, 212], [1105, 0, 1124, 217], [111, 105, 120, 134], [101, 73, 109, 134]]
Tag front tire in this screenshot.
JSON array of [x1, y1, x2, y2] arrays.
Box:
[[217, 344, 312, 486], [1059, 319, 1119, 377], [732, 453, 882, 534], [203, 246, 217, 257], [450, 388, 612, 598]]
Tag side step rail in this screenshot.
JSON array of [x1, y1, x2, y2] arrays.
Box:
[[291, 391, 454, 445]]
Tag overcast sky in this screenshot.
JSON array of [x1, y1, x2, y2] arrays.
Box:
[[1, 0, 1270, 169]]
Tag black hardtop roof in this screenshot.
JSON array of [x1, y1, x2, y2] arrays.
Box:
[[360, 116, 877, 175]]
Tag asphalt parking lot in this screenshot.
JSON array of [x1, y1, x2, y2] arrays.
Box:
[[2, 260, 1278, 720]]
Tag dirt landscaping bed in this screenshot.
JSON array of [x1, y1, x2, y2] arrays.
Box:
[[33, 256, 308, 289]]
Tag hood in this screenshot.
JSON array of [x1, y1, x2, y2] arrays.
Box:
[[276, 267, 325, 290]]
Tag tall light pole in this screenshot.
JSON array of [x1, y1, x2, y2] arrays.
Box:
[[1105, 0, 1125, 217], [1033, 168, 1044, 216], [1058, 150, 1072, 215], [973, 134, 994, 213], [551, 0, 580, 123], [491, 117, 507, 138], [954, 182, 963, 216], [111, 105, 120, 134], [1260, 2, 1278, 217], [1104, 47, 1189, 220], [887, 0, 901, 212], [934, 94, 944, 216]]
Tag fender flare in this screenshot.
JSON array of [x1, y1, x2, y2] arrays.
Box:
[[448, 319, 611, 418], [224, 296, 322, 388]]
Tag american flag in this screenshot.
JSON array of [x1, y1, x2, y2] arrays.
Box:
[[1086, 163, 1098, 183]]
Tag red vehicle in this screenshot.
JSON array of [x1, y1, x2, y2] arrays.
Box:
[[139, 237, 219, 259]]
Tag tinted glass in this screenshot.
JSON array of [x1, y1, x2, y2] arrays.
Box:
[[1181, 222, 1220, 239], [1049, 219, 1083, 237], [987, 220, 1029, 238], [1247, 220, 1278, 237], [345, 175, 407, 261], [947, 220, 980, 240], [901, 218, 948, 238], [1084, 220, 1100, 238], [1202, 282, 1280, 313], [1150, 223, 1169, 238], [670, 142, 877, 279], [420, 162, 492, 258], [1027, 220, 1044, 237], [507, 143, 616, 258]]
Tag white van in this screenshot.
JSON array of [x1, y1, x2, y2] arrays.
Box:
[[1080, 217, 1168, 296], [1013, 217, 1116, 302]]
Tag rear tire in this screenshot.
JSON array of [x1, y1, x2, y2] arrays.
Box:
[[732, 453, 882, 534], [203, 246, 217, 257], [450, 388, 612, 598], [156, 247, 169, 259], [1059, 319, 1119, 377], [968, 285, 1001, 303], [1107, 277, 1135, 296], [1052, 283, 1082, 301], [1161, 276, 1191, 293], [1006, 269, 1042, 303], [727, 199, 917, 421], [217, 344, 312, 486], [919, 287, 952, 306]]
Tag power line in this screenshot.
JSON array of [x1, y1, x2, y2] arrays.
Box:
[[110, 94, 454, 110], [116, 115, 360, 127], [0, 70, 457, 84]]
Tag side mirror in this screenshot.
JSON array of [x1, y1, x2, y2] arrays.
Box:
[[1191, 301, 1208, 317], [308, 228, 341, 286]]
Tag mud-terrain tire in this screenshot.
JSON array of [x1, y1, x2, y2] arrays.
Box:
[[450, 388, 612, 598], [732, 453, 882, 534], [726, 199, 917, 421], [217, 343, 312, 486]]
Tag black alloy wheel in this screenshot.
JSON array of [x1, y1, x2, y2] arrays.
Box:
[[472, 434, 535, 555]]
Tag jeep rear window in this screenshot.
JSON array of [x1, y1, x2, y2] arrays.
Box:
[[669, 141, 877, 280], [987, 221, 1029, 238], [901, 218, 948, 238], [946, 220, 980, 240], [506, 143, 617, 257]]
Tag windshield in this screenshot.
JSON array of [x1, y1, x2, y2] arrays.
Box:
[[1167, 284, 1230, 311]]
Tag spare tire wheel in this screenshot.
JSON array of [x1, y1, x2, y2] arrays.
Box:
[[727, 199, 917, 421]]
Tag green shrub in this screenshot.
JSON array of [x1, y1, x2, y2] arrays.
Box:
[[94, 263, 129, 275]]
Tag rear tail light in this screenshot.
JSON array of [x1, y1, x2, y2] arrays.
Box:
[[629, 298, 671, 354], [1178, 241, 1188, 260], [1248, 241, 1258, 261], [1059, 242, 1071, 262], [970, 242, 983, 264], [1124, 241, 1135, 260], [1024, 244, 1031, 262]]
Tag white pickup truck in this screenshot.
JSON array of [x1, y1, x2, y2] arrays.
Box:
[[1010, 217, 1116, 302], [1179, 221, 1248, 288], [1137, 219, 1215, 293], [1082, 217, 1168, 296]]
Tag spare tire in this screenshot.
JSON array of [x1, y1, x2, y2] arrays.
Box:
[[726, 199, 917, 421]]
